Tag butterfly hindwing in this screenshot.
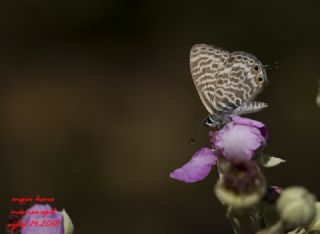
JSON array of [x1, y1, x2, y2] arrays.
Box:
[[213, 51, 267, 114]]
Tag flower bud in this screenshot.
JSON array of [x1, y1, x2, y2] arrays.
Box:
[[62, 209, 74, 234], [307, 202, 320, 232], [21, 204, 64, 234], [214, 159, 266, 209], [277, 187, 316, 229]]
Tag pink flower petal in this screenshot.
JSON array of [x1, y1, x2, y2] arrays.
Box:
[[230, 115, 268, 140], [170, 148, 218, 183], [214, 125, 263, 160], [21, 204, 64, 234], [211, 116, 267, 161]]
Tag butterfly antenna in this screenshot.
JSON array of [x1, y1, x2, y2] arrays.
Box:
[[264, 64, 271, 71], [265, 61, 279, 71], [188, 121, 204, 144]]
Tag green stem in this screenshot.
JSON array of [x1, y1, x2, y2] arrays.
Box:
[[226, 205, 265, 234], [257, 221, 285, 234]]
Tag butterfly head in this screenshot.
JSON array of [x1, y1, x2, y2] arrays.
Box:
[[249, 61, 268, 100], [203, 115, 231, 129], [251, 63, 267, 86], [203, 116, 215, 128]]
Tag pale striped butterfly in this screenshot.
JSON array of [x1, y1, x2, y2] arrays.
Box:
[[189, 44, 268, 143]]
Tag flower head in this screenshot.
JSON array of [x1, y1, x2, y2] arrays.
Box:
[[21, 204, 64, 234], [19, 204, 73, 234], [210, 115, 267, 161], [215, 159, 266, 208], [170, 116, 268, 183], [277, 187, 316, 229]]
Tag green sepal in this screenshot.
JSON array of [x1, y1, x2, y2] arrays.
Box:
[[306, 202, 320, 233], [256, 153, 286, 168]]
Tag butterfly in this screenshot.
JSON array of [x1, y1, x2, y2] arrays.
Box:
[[189, 44, 268, 140]]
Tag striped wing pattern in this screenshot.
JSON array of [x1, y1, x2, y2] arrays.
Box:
[[189, 44, 229, 114], [233, 101, 268, 115], [213, 51, 267, 114], [213, 53, 254, 113]]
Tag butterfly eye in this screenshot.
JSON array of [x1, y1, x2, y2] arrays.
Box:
[[255, 75, 264, 84], [251, 64, 260, 74]]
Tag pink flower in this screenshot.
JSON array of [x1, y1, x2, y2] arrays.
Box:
[[21, 204, 64, 234], [211, 115, 267, 161], [170, 147, 218, 183], [170, 116, 267, 183]]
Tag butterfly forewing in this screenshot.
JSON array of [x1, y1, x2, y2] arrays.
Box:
[[189, 44, 230, 114]]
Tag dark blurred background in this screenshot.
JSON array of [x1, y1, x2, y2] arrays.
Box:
[[0, 0, 320, 233]]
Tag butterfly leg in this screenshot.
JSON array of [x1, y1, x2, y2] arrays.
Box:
[[232, 102, 268, 115], [203, 114, 231, 129]]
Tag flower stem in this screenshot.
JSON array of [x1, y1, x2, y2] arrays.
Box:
[[257, 221, 285, 234], [226, 205, 265, 234]]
